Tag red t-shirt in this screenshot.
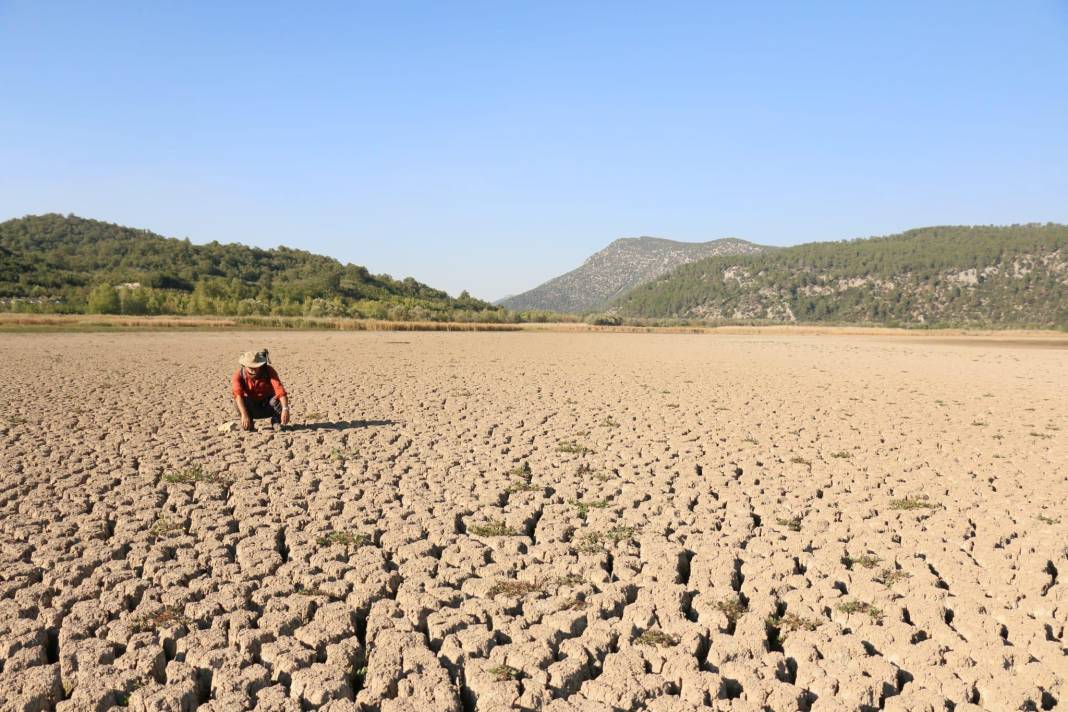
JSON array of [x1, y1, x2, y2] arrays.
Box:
[[231, 366, 287, 401]]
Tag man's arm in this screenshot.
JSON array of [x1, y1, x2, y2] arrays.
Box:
[[278, 394, 290, 425], [234, 395, 252, 430]]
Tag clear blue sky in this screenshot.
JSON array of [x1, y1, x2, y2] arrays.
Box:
[[2, 2, 1066, 301]]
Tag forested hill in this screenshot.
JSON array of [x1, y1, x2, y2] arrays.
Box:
[[612, 225, 1068, 328], [0, 214, 498, 319]]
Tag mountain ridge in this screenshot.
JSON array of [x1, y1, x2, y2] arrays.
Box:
[[499, 235, 768, 313], [611, 224, 1068, 328]]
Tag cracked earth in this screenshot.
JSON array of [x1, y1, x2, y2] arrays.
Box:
[[1, 331, 1066, 711]]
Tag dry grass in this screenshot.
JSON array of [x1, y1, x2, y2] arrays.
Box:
[[487, 579, 540, 598], [149, 517, 183, 537], [316, 530, 372, 549], [131, 605, 190, 632], [468, 520, 520, 537], [876, 568, 911, 587], [635, 629, 678, 647], [889, 496, 938, 511]]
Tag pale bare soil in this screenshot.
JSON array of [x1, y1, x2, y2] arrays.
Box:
[[1, 332, 1066, 712]]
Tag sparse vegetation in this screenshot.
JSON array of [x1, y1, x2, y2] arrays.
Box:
[[575, 525, 636, 553], [162, 464, 227, 485], [556, 439, 591, 454], [509, 461, 533, 478], [570, 498, 609, 519], [876, 568, 910, 587], [131, 605, 190, 632], [550, 573, 585, 588], [836, 600, 884, 623], [487, 579, 540, 598], [504, 462, 540, 494], [505, 479, 540, 494], [790, 456, 812, 467], [635, 629, 678, 647], [601, 416, 620, 428], [889, 496, 937, 511], [830, 450, 852, 459], [842, 553, 882, 570], [489, 664, 523, 681], [776, 516, 802, 532], [1036, 514, 1061, 525], [766, 612, 822, 638], [149, 517, 183, 537], [468, 520, 520, 537], [316, 530, 372, 548], [714, 597, 747, 624]]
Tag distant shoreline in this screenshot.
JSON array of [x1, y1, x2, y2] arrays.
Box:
[[2, 313, 1067, 344]]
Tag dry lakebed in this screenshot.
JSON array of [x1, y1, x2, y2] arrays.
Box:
[[1, 331, 1065, 711]]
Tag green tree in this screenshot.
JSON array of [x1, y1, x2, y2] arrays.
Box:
[[87, 283, 120, 314]]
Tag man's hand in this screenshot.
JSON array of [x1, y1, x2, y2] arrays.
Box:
[[240, 414, 252, 431], [280, 408, 290, 425]]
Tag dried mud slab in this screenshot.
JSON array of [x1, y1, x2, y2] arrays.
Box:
[[0, 331, 1065, 711]]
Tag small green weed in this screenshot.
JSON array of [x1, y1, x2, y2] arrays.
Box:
[[842, 553, 882, 570], [570, 499, 609, 519], [468, 520, 519, 537], [889, 496, 937, 511], [557, 439, 591, 455], [836, 600, 884, 622], [714, 597, 747, 624], [509, 462, 533, 478]]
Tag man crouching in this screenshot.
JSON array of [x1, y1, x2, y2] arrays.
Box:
[[232, 349, 291, 431]]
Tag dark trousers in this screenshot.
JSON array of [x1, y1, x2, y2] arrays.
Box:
[[238, 396, 282, 424]]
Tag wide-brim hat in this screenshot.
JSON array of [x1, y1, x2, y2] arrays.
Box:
[[239, 350, 269, 368]]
